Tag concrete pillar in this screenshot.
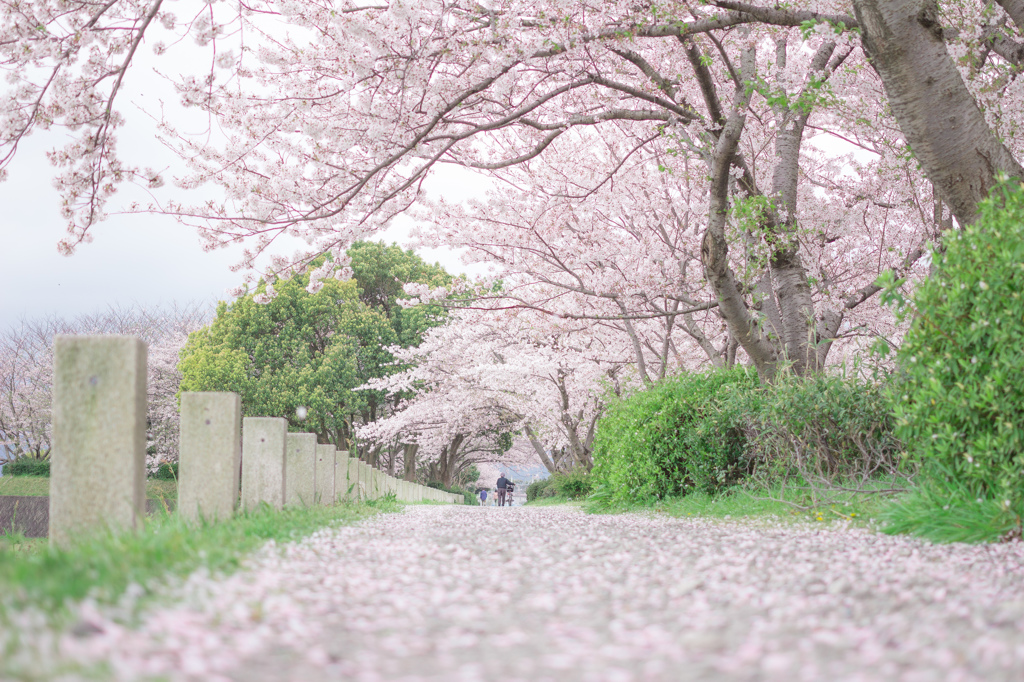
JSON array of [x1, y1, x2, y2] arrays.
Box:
[[358, 461, 372, 499], [347, 456, 362, 501], [179, 392, 242, 523], [335, 450, 349, 503], [241, 417, 287, 511], [285, 433, 317, 507], [50, 336, 147, 547], [372, 468, 385, 499], [315, 444, 336, 505]]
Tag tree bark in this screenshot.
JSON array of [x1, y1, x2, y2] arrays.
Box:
[[853, 0, 1024, 225], [701, 43, 781, 380], [403, 443, 419, 482], [525, 424, 558, 473]]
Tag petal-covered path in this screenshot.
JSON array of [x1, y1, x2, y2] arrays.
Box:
[[61, 506, 1024, 681]]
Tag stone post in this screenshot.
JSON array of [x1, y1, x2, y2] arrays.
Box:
[[285, 433, 317, 507], [179, 392, 242, 523], [335, 450, 349, 503], [347, 456, 361, 501], [315, 444, 336, 505], [358, 461, 373, 499], [372, 468, 384, 499], [241, 417, 287, 511], [50, 336, 147, 547]]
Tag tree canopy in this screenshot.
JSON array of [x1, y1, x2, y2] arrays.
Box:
[[179, 243, 451, 447], [5, 0, 1024, 471]]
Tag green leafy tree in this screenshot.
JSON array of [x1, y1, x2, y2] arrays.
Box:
[[179, 244, 452, 447], [347, 242, 452, 347]]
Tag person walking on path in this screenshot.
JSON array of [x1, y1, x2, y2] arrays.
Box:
[[496, 474, 510, 507], [478, 488, 488, 506]]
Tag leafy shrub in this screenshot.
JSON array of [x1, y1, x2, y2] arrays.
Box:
[[150, 462, 179, 480], [729, 372, 901, 485], [526, 478, 557, 502], [883, 180, 1024, 540], [551, 469, 593, 499], [3, 458, 50, 477], [427, 479, 476, 505], [592, 366, 757, 504]]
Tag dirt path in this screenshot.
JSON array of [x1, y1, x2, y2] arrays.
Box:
[[57, 506, 1024, 681]]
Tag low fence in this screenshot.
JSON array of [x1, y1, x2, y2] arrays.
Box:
[[35, 335, 460, 547]]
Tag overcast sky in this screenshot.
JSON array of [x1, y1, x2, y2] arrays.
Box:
[[0, 143, 483, 332], [0, 69, 487, 333]]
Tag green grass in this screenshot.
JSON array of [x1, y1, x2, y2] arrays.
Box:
[[0, 498, 397, 617], [525, 495, 576, 507], [880, 482, 1024, 543], [0, 476, 179, 500], [0, 477, 49, 497], [585, 478, 903, 528]]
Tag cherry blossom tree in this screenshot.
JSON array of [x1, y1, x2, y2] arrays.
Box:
[[358, 305, 635, 477], [154, 1, 948, 379], [0, 304, 208, 470], [4, 0, 1023, 382]]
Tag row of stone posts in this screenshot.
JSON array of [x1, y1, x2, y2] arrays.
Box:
[[49, 336, 462, 547]]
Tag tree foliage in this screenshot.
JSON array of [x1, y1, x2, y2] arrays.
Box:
[[888, 181, 1024, 518], [592, 366, 758, 504], [179, 244, 451, 447]]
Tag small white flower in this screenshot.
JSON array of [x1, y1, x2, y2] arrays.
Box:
[[296, 406, 308, 420], [979, 281, 989, 290], [971, 356, 978, 364]]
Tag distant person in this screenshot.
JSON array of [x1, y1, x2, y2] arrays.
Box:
[[496, 473, 510, 506], [479, 488, 488, 506]]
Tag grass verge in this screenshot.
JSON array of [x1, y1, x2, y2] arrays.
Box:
[[586, 479, 902, 528], [0, 498, 397, 617], [880, 482, 1023, 543], [0, 476, 178, 500], [525, 495, 577, 507]]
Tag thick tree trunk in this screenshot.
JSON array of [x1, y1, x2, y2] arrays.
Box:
[[449, 434, 466, 486], [853, 0, 1024, 225], [702, 44, 781, 380], [403, 443, 419, 482], [525, 424, 558, 474]]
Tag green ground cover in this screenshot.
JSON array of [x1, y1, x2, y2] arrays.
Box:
[[0, 499, 396, 617], [524, 495, 579, 507], [0, 476, 178, 500]]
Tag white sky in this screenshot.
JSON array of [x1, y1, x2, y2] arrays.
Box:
[[0, 56, 489, 332]]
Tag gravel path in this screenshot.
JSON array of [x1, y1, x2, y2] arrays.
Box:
[[56, 506, 1024, 681]]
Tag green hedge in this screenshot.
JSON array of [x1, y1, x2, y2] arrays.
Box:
[[427, 480, 476, 505], [591, 366, 899, 506], [150, 462, 179, 480], [730, 372, 900, 483], [526, 478, 555, 502], [3, 458, 50, 477], [525, 471, 594, 502], [884, 180, 1024, 541], [592, 366, 757, 504]]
